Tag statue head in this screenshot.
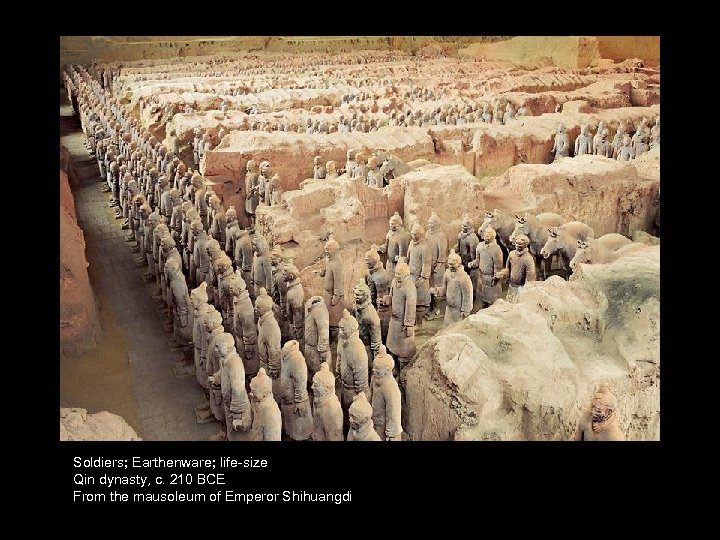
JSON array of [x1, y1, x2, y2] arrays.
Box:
[[447, 249, 462, 273], [394, 262, 411, 284], [623, 134, 632, 146], [228, 270, 248, 299], [482, 226, 496, 244], [191, 173, 204, 189], [226, 206, 237, 223], [313, 155, 322, 166], [252, 234, 269, 255], [461, 214, 474, 234], [190, 218, 204, 235], [372, 345, 394, 380], [591, 383, 617, 423], [353, 281, 371, 306], [282, 262, 299, 283], [513, 234, 530, 254], [190, 282, 209, 309], [259, 160, 270, 175], [216, 332, 235, 359], [270, 245, 283, 266], [411, 222, 425, 242], [249, 368, 273, 402], [364, 245, 381, 270], [204, 309, 223, 333], [206, 238, 221, 257], [367, 155, 380, 169], [557, 124, 566, 134], [246, 159, 257, 173], [324, 238, 339, 258], [161, 235, 176, 254], [164, 257, 181, 277], [348, 391, 373, 431], [427, 211, 441, 232], [208, 194, 220, 210], [389, 212, 403, 231], [215, 254, 233, 278], [311, 362, 335, 398], [254, 287, 273, 317], [339, 309, 360, 341]]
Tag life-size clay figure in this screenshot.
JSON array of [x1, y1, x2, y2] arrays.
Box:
[[228, 270, 259, 383], [192, 127, 203, 167], [313, 238, 344, 331], [151, 222, 170, 289], [283, 263, 305, 348], [204, 238, 224, 306], [179, 202, 195, 270], [574, 124, 593, 156], [592, 121, 606, 155], [364, 245, 391, 342], [325, 160, 338, 180], [438, 249, 473, 326], [594, 128, 612, 158], [311, 362, 344, 441], [141, 211, 160, 280], [336, 309, 370, 429], [468, 226, 504, 307], [215, 255, 236, 331], [190, 219, 210, 287], [252, 234, 273, 299], [370, 345, 402, 441], [249, 368, 282, 441], [201, 309, 225, 423], [616, 134, 635, 161], [266, 174, 283, 206], [158, 235, 182, 315], [495, 234, 536, 302], [224, 206, 240, 256], [650, 115, 660, 149], [574, 383, 626, 441], [353, 281, 382, 370], [633, 129, 650, 157], [206, 332, 235, 440], [165, 257, 194, 354], [280, 340, 314, 441], [503, 102, 516, 124], [192, 174, 209, 230], [552, 124, 570, 160], [219, 334, 252, 441], [209, 194, 227, 246], [407, 222, 432, 323], [457, 214, 480, 288], [378, 212, 410, 274], [313, 155, 326, 179], [244, 159, 261, 221], [256, 287, 282, 403], [386, 261, 417, 370], [425, 212, 448, 319], [611, 124, 626, 159], [304, 295, 331, 378], [352, 152, 369, 180], [366, 155, 384, 188], [269, 245, 288, 333], [347, 392, 381, 441], [342, 149, 357, 176], [191, 283, 214, 399], [234, 228, 254, 298], [258, 160, 272, 206]]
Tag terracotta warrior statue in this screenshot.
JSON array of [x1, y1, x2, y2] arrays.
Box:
[[311, 362, 344, 441], [325, 160, 338, 180], [574, 124, 593, 156], [386, 261, 417, 371], [370, 345, 402, 441], [552, 124, 570, 161], [190, 219, 210, 288], [244, 159, 261, 223], [457, 214, 480, 286], [347, 392, 381, 441], [611, 124, 626, 159], [234, 228, 254, 298], [206, 332, 235, 440], [304, 296, 331, 378], [495, 234, 536, 302], [469, 226, 503, 308], [425, 212, 448, 319], [251, 234, 273, 299], [342, 149, 357, 176], [249, 368, 282, 441], [224, 206, 240, 256], [220, 332, 253, 441], [438, 249, 473, 326], [378, 212, 410, 274], [201, 309, 225, 423], [365, 245, 391, 342], [407, 222, 432, 323], [574, 383, 626, 441], [352, 152, 368, 180], [313, 155, 326, 179], [228, 270, 258, 383], [592, 121, 606, 155], [190, 282, 214, 393], [280, 340, 314, 441], [283, 262, 305, 348], [353, 281, 382, 370], [313, 237, 344, 333], [255, 287, 282, 403], [165, 257, 194, 355], [336, 309, 370, 430], [616, 134, 635, 161], [270, 245, 289, 338], [209, 194, 227, 247], [366, 155, 384, 188]]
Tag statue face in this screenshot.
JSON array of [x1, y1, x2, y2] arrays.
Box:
[[514, 239, 528, 253], [448, 259, 461, 272], [591, 401, 612, 423], [372, 365, 390, 379], [394, 272, 408, 284], [339, 324, 353, 341], [483, 229, 495, 243], [462, 223, 472, 234], [354, 289, 368, 305], [411, 230, 422, 242], [348, 412, 364, 431], [311, 378, 328, 398]]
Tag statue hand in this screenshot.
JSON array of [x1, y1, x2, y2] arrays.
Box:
[[293, 403, 305, 417], [405, 326, 414, 337]]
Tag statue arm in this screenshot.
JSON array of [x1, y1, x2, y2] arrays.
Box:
[[404, 290, 416, 327], [461, 276, 473, 315], [291, 359, 308, 403], [386, 387, 403, 438], [332, 263, 344, 297], [353, 351, 369, 393], [525, 257, 537, 283], [370, 313, 382, 354]]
